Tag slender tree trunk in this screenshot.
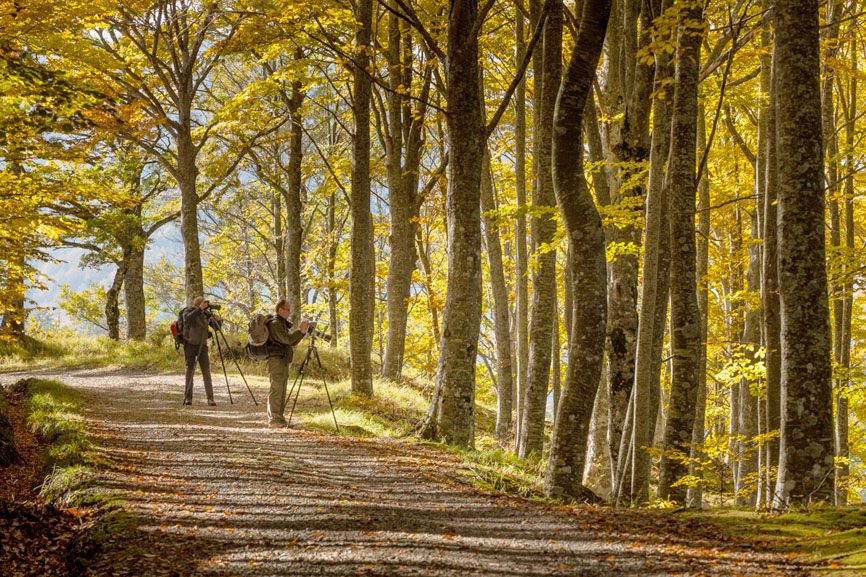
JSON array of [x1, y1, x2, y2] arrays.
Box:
[[735, 212, 761, 507], [481, 150, 515, 443], [544, 0, 610, 501], [327, 190, 339, 347], [350, 0, 375, 396], [274, 193, 286, 300], [773, 0, 834, 507], [552, 287, 561, 419], [687, 99, 710, 508], [657, 0, 703, 504], [520, 0, 562, 459], [836, 38, 856, 505], [285, 76, 305, 325], [515, 0, 530, 445], [603, 0, 653, 488], [382, 16, 430, 382], [763, 47, 782, 493], [626, 0, 672, 504]]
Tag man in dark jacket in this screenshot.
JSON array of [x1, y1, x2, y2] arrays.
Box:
[[267, 298, 309, 427], [182, 296, 219, 406]]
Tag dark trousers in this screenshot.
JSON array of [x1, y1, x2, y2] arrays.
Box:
[[184, 342, 214, 401]]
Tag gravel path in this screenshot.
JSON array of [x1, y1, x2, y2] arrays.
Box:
[[4, 368, 810, 577]]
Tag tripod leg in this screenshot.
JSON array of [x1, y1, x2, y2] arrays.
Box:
[[216, 326, 257, 406], [213, 329, 234, 405], [313, 347, 340, 433], [286, 345, 314, 428]]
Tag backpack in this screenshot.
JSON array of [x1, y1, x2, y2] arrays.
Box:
[[246, 313, 274, 361], [170, 306, 194, 350]]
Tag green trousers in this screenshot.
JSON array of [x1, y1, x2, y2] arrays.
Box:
[[267, 356, 290, 425]]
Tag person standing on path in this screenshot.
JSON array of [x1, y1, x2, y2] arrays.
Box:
[[182, 296, 220, 406], [267, 298, 310, 427]]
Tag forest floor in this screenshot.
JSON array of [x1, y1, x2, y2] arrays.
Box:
[[0, 366, 826, 576]]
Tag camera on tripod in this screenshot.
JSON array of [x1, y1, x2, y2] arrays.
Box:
[[306, 320, 331, 343]]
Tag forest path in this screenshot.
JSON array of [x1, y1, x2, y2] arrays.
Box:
[[6, 367, 809, 577]]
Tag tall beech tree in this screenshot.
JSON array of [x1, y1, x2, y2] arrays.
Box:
[[772, 0, 834, 507], [657, 0, 703, 504], [545, 0, 610, 500], [349, 0, 375, 396], [418, 0, 487, 447], [519, 0, 562, 459]]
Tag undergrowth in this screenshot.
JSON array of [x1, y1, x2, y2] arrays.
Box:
[[10, 378, 99, 506]]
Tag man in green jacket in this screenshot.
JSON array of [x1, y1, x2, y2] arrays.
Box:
[[267, 298, 310, 427]]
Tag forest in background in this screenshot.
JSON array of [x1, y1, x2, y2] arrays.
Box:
[[0, 0, 860, 510]]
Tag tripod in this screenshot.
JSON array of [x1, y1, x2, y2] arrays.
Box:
[[284, 334, 339, 432], [208, 315, 259, 406]]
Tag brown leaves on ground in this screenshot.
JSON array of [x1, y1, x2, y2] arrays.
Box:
[[0, 390, 85, 577]]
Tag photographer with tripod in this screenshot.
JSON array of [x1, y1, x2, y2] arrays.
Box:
[[267, 299, 310, 427], [182, 296, 220, 406]]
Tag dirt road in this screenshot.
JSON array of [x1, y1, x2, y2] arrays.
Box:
[[3, 368, 809, 577]]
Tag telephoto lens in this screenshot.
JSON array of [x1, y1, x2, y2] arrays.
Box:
[[307, 322, 332, 342], [207, 303, 222, 310]]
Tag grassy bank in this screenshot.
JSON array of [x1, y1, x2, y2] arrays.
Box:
[[10, 377, 97, 505], [0, 328, 350, 383]]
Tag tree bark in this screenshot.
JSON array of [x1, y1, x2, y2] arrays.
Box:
[[105, 265, 126, 340], [382, 15, 430, 383], [285, 75, 305, 326], [350, 0, 375, 396], [419, 0, 486, 448], [836, 37, 856, 505], [657, 0, 703, 504], [519, 0, 562, 460], [514, 0, 530, 445], [735, 211, 761, 507], [688, 98, 710, 508], [544, 0, 610, 501], [124, 238, 147, 341], [772, 0, 834, 507], [763, 47, 782, 491], [481, 150, 515, 443], [604, 0, 656, 491]]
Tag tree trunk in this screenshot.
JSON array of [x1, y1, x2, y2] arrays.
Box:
[[763, 48, 782, 492], [327, 190, 339, 347], [687, 99, 710, 508], [552, 287, 561, 419], [837, 39, 856, 505], [285, 76, 305, 326], [481, 150, 515, 443], [105, 265, 126, 340], [603, 0, 652, 488], [626, 0, 672, 504], [735, 212, 761, 507], [657, 0, 702, 504], [420, 0, 486, 447], [544, 0, 610, 501], [514, 0, 530, 445], [124, 239, 147, 341], [519, 0, 562, 460], [772, 0, 834, 507], [350, 0, 375, 396], [177, 125, 203, 305], [382, 14, 430, 382], [274, 193, 286, 300]]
